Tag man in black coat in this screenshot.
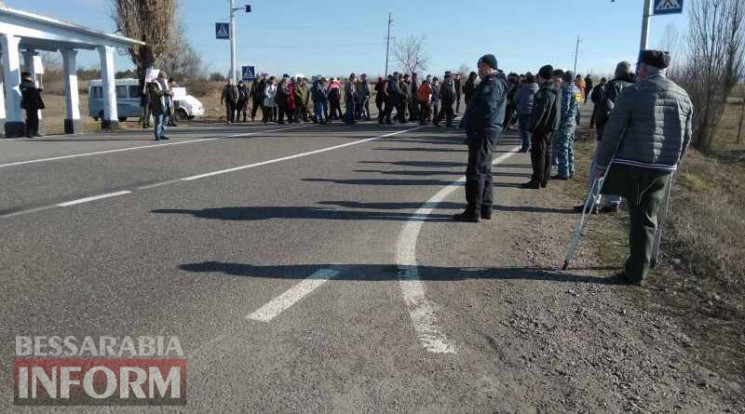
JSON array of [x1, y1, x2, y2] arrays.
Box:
[[20, 72, 45, 138], [380, 72, 400, 125], [455, 55, 508, 222], [434, 71, 456, 127], [251, 73, 267, 122], [521, 65, 561, 189], [221, 78, 238, 124]]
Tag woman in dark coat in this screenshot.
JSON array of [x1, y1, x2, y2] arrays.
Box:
[[462, 71, 478, 104], [20, 72, 45, 138]]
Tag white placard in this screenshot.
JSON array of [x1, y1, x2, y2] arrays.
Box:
[[33, 55, 44, 74]]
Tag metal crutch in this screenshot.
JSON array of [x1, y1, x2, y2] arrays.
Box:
[[561, 167, 610, 270], [649, 170, 676, 269]]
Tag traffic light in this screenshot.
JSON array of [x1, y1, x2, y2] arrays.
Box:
[[245, 4, 251, 12]]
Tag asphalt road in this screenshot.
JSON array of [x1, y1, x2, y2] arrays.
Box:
[[1, 120, 739, 413]]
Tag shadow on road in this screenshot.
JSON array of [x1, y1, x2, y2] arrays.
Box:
[[178, 261, 622, 285], [151, 206, 455, 222]]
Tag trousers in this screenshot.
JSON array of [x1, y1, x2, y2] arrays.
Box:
[[465, 134, 496, 213], [530, 131, 553, 185]]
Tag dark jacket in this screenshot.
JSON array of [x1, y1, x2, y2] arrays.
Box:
[[386, 76, 401, 104], [399, 80, 411, 102], [590, 83, 605, 105], [221, 84, 238, 104], [311, 81, 328, 103], [375, 80, 387, 101], [431, 84, 441, 104], [252, 79, 265, 102], [20, 79, 45, 111], [148, 80, 170, 116], [276, 81, 290, 107], [516, 82, 539, 116], [462, 73, 507, 138], [597, 73, 693, 172], [454, 78, 462, 97], [440, 80, 456, 104], [463, 79, 476, 103], [528, 81, 561, 134], [596, 74, 634, 125]]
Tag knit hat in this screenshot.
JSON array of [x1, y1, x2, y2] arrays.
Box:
[[538, 65, 553, 80], [282, 73, 289, 78], [478, 54, 498, 70], [614, 61, 633, 78], [639, 50, 670, 69]]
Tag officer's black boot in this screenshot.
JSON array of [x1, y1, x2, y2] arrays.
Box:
[[453, 185, 480, 222]]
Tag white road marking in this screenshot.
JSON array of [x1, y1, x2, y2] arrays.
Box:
[[0, 125, 310, 169], [1, 126, 422, 219], [181, 127, 421, 181], [57, 191, 132, 207], [247, 269, 340, 322], [395, 144, 521, 354]]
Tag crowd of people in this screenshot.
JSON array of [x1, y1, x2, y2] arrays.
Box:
[[217, 70, 472, 127]]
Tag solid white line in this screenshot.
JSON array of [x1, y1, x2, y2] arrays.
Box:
[[247, 269, 340, 322], [57, 191, 132, 207], [0, 125, 310, 170], [0, 205, 58, 219], [181, 127, 421, 181], [395, 145, 521, 354]]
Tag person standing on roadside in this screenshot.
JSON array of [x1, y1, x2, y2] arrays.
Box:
[[344, 73, 358, 125], [312, 77, 329, 124], [409, 72, 420, 122], [455, 55, 508, 223], [434, 71, 456, 127], [588, 77, 607, 129], [358, 73, 371, 120], [521, 65, 561, 189], [262, 76, 277, 123], [374, 76, 386, 120], [416, 76, 433, 125], [454, 72, 463, 114], [515, 72, 539, 152], [463, 71, 478, 105], [398, 74, 411, 123], [140, 78, 151, 129], [251, 73, 266, 122], [295, 77, 309, 122], [221, 78, 238, 124], [584, 74, 594, 104], [380, 72, 400, 124], [20, 72, 45, 138], [553, 71, 580, 180], [237, 80, 250, 123], [595, 50, 692, 285], [431, 76, 441, 123], [148, 70, 173, 141], [327, 77, 342, 120]]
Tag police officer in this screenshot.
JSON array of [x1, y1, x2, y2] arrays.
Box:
[[455, 54, 508, 222]]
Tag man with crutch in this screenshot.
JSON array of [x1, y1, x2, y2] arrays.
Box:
[[590, 50, 692, 285]]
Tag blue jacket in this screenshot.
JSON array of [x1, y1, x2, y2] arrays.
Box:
[[559, 83, 579, 126], [462, 73, 508, 138], [515, 82, 539, 116]]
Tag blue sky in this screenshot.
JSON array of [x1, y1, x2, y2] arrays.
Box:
[[9, 0, 687, 78]]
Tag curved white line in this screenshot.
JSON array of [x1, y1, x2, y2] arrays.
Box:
[[395, 145, 520, 354]]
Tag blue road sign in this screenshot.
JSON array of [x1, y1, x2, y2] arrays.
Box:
[[242, 66, 256, 81], [653, 0, 683, 15], [215, 23, 230, 40]]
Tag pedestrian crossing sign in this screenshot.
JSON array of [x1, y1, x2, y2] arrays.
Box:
[[653, 0, 683, 15], [215, 22, 230, 39], [242, 66, 256, 81]]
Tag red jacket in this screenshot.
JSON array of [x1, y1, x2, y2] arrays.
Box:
[[288, 83, 297, 110]]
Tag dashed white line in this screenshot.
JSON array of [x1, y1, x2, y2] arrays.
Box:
[[395, 145, 521, 354], [0, 125, 311, 169], [57, 191, 132, 207], [247, 269, 340, 322]]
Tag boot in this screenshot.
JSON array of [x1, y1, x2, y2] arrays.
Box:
[[453, 209, 480, 223]]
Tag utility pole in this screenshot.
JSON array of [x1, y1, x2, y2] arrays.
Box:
[[640, 0, 653, 51], [573, 35, 581, 74], [384, 13, 393, 77], [229, 0, 237, 84]]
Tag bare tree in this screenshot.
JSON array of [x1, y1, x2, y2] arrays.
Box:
[[393, 35, 429, 74], [675, 0, 745, 151], [110, 0, 177, 77], [160, 21, 205, 79]]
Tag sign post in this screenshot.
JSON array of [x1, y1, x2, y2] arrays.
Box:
[[241, 66, 256, 81]]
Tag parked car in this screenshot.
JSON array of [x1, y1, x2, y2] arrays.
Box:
[[88, 78, 205, 122]]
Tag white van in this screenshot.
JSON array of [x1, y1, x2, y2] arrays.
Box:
[[88, 78, 205, 121]]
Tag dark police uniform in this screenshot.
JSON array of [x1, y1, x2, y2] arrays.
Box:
[[457, 72, 508, 221]]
